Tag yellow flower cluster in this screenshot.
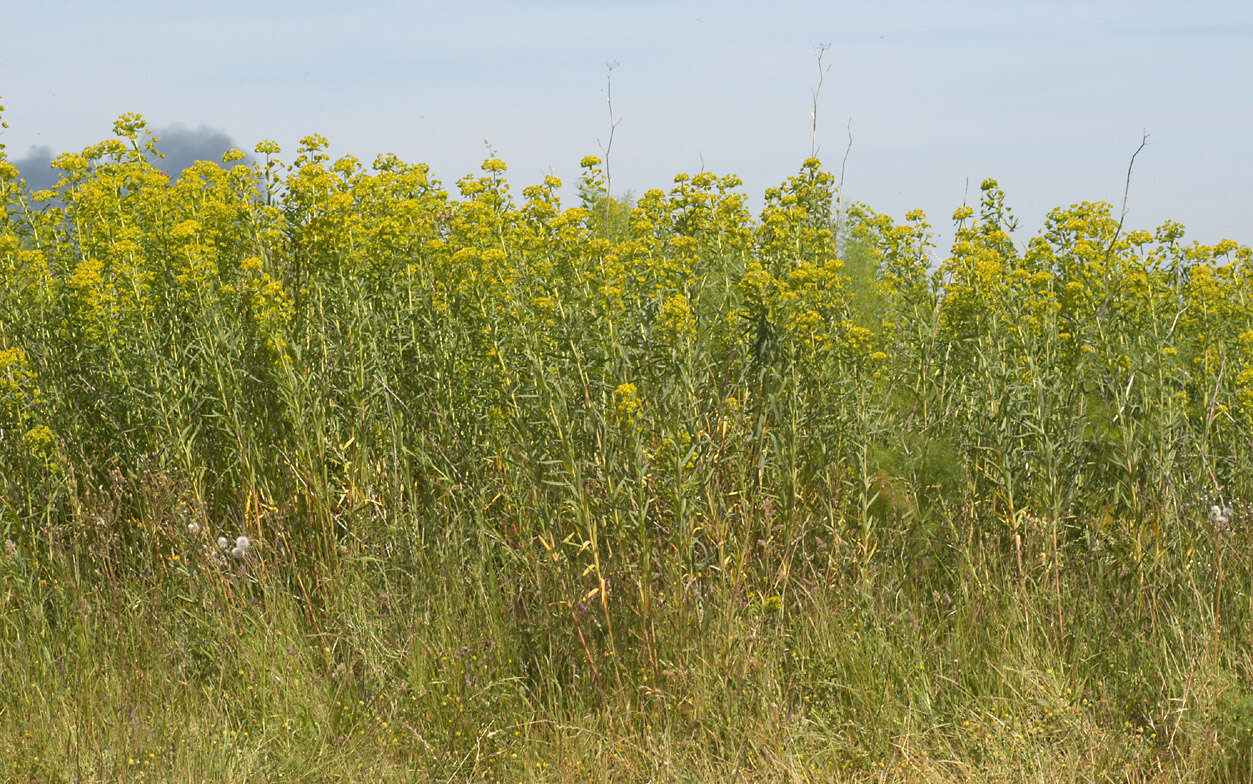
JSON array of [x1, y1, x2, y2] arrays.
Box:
[[0, 109, 1249, 548], [614, 383, 642, 426]]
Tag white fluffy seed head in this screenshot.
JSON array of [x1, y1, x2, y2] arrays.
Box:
[[231, 546, 245, 560], [1208, 504, 1234, 528], [217, 536, 229, 550], [187, 522, 201, 536], [235, 535, 251, 551]]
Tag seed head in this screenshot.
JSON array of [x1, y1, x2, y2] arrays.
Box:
[[1208, 504, 1234, 530], [235, 535, 251, 551], [187, 522, 201, 536], [231, 546, 245, 560], [217, 536, 229, 550]]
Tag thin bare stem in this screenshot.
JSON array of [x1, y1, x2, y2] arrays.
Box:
[[810, 43, 831, 159], [1120, 132, 1150, 224], [833, 116, 853, 241], [600, 61, 622, 236], [1097, 131, 1150, 322]]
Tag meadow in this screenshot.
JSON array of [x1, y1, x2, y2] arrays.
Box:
[[1, 107, 1252, 782]]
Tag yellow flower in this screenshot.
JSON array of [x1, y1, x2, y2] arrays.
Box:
[[614, 383, 642, 424], [24, 424, 55, 460], [657, 292, 696, 343], [170, 220, 201, 241]]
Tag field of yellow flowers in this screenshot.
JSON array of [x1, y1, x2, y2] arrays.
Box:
[[2, 105, 1253, 782]]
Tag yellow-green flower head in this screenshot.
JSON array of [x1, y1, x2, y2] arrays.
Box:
[[24, 424, 56, 459], [112, 112, 148, 139], [298, 134, 329, 153], [580, 155, 601, 168], [51, 153, 89, 173], [692, 172, 716, 189], [657, 293, 696, 341], [614, 383, 642, 422]]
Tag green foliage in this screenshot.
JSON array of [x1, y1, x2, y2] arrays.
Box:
[[1, 111, 1252, 781]]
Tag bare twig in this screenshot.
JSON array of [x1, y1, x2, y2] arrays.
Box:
[[810, 43, 831, 158], [1118, 131, 1150, 226], [1097, 131, 1149, 322], [599, 61, 622, 236], [833, 116, 854, 241]]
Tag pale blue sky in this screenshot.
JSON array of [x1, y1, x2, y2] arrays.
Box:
[[3, 0, 1250, 248]]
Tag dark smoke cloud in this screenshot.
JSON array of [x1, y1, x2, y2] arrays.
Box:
[[9, 124, 252, 193], [9, 145, 55, 192], [151, 124, 250, 178]]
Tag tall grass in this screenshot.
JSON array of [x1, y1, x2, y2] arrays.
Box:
[[1, 111, 1252, 782]]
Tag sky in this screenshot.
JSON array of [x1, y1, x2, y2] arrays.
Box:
[[3, 0, 1251, 250]]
